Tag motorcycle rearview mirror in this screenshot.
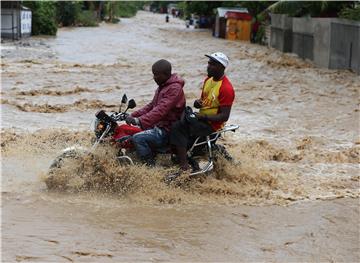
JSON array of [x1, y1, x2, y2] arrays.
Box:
[[128, 99, 136, 109], [121, 94, 128, 104], [124, 99, 136, 113], [119, 94, 128, 112]]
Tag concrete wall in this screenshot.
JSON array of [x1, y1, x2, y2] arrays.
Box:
[[270, 14, 293, 52], [270, 14, 360, 74], [329, 19, 360, 74], [312, 18, 332, 68], [271, 13, 293, 29], [292, 17, 314, 60]]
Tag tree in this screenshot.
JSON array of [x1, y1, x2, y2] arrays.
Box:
[[237, 1, 275, 17], [176, 1, 274, 18], [103, 1, 144, 22], [339, 4, 360, 20], [269, 1, 356, 18], [183, 1, 222, 16], [56, 1, 82, 26], [24, 1, 57, 35]]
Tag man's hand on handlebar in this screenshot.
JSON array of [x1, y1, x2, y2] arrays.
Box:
[[126, 116, 141, 127]]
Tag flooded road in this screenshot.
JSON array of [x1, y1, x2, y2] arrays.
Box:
[[1, 11, 359, 261], [3, 194, 358, 262]]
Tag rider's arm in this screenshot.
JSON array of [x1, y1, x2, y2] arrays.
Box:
[[131, 91, 156, 118], [138, 84, 184, 129], [196, 106, 231, 122], [194, 79, 207, 109]]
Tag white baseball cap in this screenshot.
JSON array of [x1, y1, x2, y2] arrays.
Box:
[[205, 52, 229, 68]]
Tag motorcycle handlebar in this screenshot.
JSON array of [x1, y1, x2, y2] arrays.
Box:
[[95, 110, 129, 123], [95, 110, 117, 125], [112, 112, 129, 121]]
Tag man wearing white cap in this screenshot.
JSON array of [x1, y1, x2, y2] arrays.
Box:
[[169, 52, 235, 174]]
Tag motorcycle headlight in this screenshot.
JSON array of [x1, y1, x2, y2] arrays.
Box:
[[96, 122, 105, 131], [92, 118, 105, 132]]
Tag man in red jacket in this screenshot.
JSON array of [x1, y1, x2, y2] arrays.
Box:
[[125, 59, 186, 166]]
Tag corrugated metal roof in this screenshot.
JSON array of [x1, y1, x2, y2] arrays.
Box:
[[216, 7, 249, 17]]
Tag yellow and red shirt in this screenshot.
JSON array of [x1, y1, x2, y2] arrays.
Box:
[[199, 75, 235, 131]]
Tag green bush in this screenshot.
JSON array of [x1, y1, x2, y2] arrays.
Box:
[[255, 25, 265, 44], [339, 6, 360, 21], [76, 10, 98, 27], [56, 1, 82, 26], [24, 1, 57, 35], [104, 1, 144, 21], [115, 2, 139, 18]]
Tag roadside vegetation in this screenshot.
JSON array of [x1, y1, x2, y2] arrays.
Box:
[[23, 1, 58, 35], [339, 4, 360, 20], [151, 1, 358, 45], [25, 1, 359, 36], [152, 1, 358, 20], [24, 1, 144, 36], [269, 1, 358, 19]]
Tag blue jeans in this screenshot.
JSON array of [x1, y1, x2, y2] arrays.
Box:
[[132, 126, 168, 165]]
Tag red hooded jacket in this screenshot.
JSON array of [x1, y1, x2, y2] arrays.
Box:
[[131, 74, 185, 132]]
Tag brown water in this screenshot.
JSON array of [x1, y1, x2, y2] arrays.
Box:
[[1, 11, 359, 261]]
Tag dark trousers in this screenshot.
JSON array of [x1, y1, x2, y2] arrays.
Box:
[[170, 118, 214, 149], [132, 127, 168, 163]]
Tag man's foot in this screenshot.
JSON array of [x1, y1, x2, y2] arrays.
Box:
[[145, 158, 156, 167], [164, 168, 192, 184], [164, 171, 181, 184], [139, 155, 155, 167], [188, 157, 200, 171]]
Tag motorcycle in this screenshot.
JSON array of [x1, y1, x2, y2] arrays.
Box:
[[47, 94, 239, 184]]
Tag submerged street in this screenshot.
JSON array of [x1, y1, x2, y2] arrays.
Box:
[[1, 11, 359, 262]]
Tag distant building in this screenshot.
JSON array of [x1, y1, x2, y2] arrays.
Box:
[[213, 7, 252, 41], [1, 1, 32, 40]]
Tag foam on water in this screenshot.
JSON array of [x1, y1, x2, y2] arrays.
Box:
[[2, 129, 358, 206]]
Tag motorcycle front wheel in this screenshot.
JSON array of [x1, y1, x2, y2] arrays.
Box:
[[45, 146, 92, 190]]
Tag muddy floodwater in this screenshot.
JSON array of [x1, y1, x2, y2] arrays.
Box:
[[1, 11, 359, 262]]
